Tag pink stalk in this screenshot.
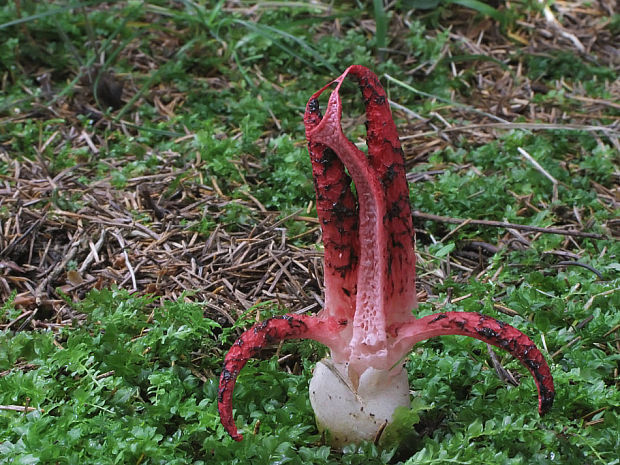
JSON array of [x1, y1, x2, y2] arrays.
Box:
[[218, 66, 554, 444]]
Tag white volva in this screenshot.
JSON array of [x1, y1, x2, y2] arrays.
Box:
[[309, 359, 410, 447]]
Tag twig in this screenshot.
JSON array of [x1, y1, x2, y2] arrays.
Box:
[[575, 315, 594, 330], [603, 324, 619, 338], [464, 241, 500, 255], [487, 345, 519, 386], [138, 185, 167, 220], [0, 212, 47, 256], [552, 261, 603, 280], [3, 310, 33, 330], [440, 218, 471, 243], [538, 0, 586, 53], [517, 147, 558, 202], [399, 122, 620, 140], [113, 231, 137, 292], [0, 405, 40, 413], [450, 293, 472, 304], [240, 190, 267, 213], [211, 176, 224, 197], [585, 288, 619, 312], [18, 236, 81, 330], [493, 303, 519, 317], [412, 211, 609, 240], [388, 99, 425, 121], [79, 229, 106, 273], [551, 336, 582, 359]]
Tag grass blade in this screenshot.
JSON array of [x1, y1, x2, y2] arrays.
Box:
[[373, 0, 388, 59], [448, 0, 504, 23], [233, 19, 337, 74]]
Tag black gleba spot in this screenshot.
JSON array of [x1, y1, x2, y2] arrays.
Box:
[[308, 98, 320, 113]]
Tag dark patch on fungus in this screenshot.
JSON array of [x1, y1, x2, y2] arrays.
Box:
[[478, 327, 499, 339], [308, 97, 320, 114]]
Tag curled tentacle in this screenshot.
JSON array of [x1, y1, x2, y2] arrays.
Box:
[[389, 312, 554, 415], [218, 314, 345, 441]]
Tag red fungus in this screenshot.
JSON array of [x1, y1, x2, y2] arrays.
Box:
[[218, 66, 554, 444]]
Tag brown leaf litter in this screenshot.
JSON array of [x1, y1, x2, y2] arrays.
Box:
[[1, 1, 618, 333]]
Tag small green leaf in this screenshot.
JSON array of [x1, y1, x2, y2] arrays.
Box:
[[380, 398, 430, 448], [434, 242, 456, 258], [467, 418, 483, 437]]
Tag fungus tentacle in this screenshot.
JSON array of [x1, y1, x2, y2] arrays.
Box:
[[218, 314, 344, 441], [348, 66, 417, 324], [305, 66, 417, 374], [389, 312, 555, 414], [305, 89, 359, 323]]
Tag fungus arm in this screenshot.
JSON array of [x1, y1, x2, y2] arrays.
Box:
[[218, 314, 345, 441], [305, 91, 359, 322], [305, 66, 417, 372], [389, 312, 555, 414]]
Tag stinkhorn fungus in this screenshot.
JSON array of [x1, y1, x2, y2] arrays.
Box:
[[218, 65, 554, 446]]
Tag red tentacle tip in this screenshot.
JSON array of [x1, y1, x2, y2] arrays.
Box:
[[218, 366, 243, 441], [532, 362, 555, 416], [539, 389, 554, 416], [217, 315, 327, 441]]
